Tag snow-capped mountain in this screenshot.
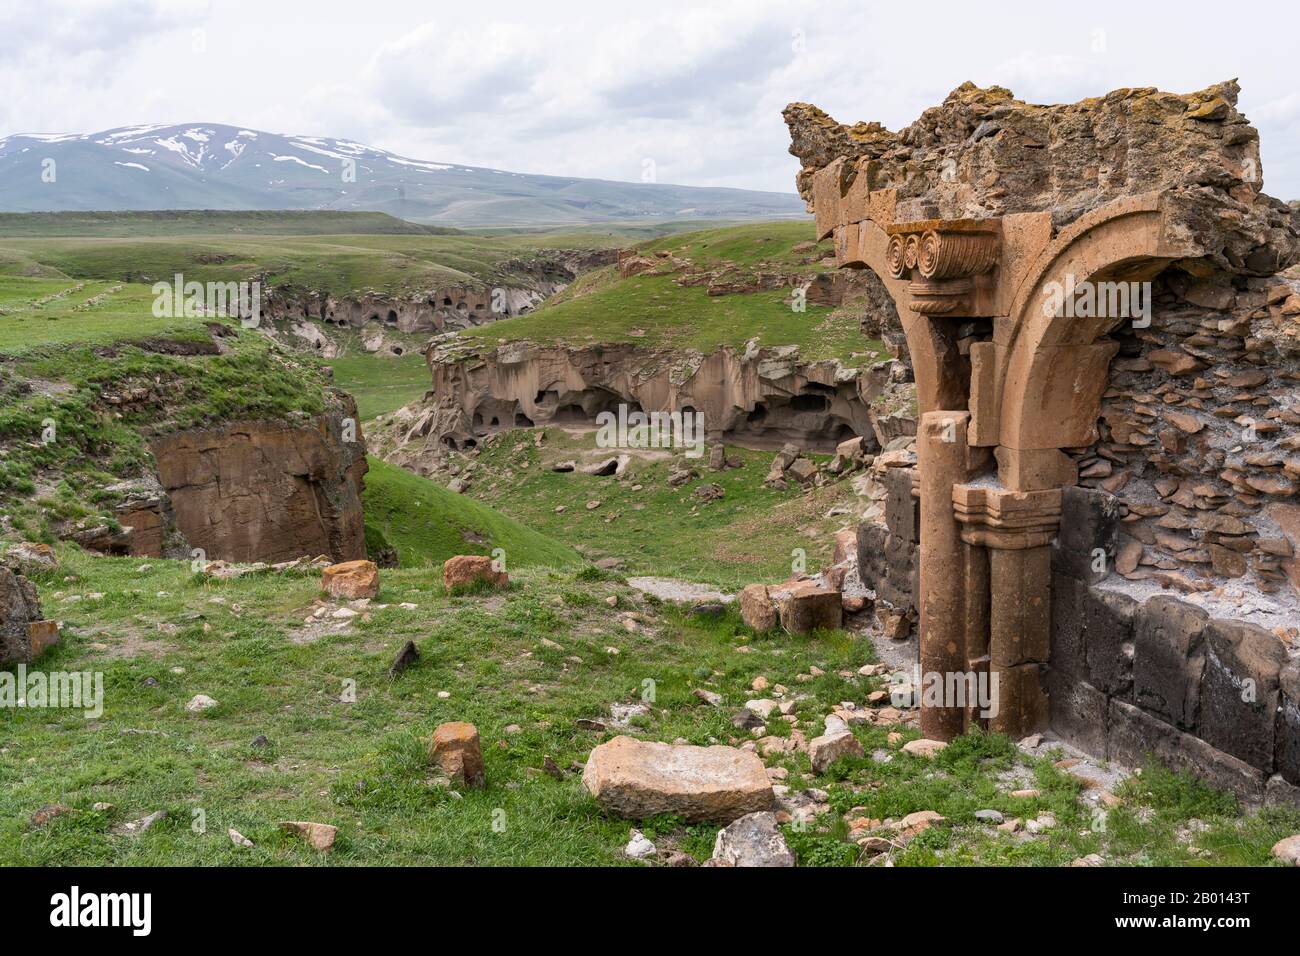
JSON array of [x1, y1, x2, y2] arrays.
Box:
[[0, 123, 805, 226]]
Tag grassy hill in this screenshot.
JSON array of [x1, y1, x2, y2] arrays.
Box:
[[0, 275, 333, 539], [457, 429, 848, 591], [362, 456, 579, 570], [461, 221, 882, 364]]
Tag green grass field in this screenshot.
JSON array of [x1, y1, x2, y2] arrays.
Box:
[[327, 351, 431, 420], [0, 228, 625, 297], [0, 210, 461, 238], [454, 429, 850, 590], [462, 221, 880, 364], [4, 544, 1294, 867]]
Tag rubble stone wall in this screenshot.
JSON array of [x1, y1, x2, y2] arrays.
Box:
[[856, 466, 918, 617]]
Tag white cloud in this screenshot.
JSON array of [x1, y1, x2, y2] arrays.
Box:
[[1, 0, 1298, 199]]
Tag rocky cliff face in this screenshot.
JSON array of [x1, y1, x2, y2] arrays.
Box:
[[369, 339, 915, 472], [150, 395, 368, 564], [260, 248, 621, 357], [785, 80, 1299, 275]]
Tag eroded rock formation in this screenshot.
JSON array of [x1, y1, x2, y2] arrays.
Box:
[[0, 566, 44, 668], [785, 80, 1298, 273], [259, 248, 620, 355], [151, 394, 368, 565], [370, 339, 913, 471]]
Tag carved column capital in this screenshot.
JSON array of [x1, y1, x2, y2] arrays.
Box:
[[884, 220, 1001, 316], [952, 483, 1061, 550]]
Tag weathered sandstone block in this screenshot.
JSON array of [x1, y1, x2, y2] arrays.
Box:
[[1196, 619, 1284, 770], [769, 579, 843, 634], [739, 583, 778, 632], [152, 403, 368, 565], [279, 821, 337, 851], [442, 555, 508, 592], [582, 735, 773, 823], [27, 620, 60, 658], [429, 721, 485, 787], [809, 731, 864, 772], [1133, 596, 1207, 730], [0, 567, 43, 668], [711, 811, 795, 867], [321, 560, 379, 600]]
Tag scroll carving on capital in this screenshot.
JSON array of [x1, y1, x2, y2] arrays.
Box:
[[884, 220, 1000, 315]]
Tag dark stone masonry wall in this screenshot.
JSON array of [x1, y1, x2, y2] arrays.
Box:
[[1052, 487, 1299, 805], [850, 266, 1300, 803]]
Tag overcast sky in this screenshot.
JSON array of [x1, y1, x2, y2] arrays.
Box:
[[2, 0, 1298, 199]]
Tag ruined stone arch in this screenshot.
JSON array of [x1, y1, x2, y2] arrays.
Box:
[[996, 194, 1195, 466], [797, 144, 1286, 740]]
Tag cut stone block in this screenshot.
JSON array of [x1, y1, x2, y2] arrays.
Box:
[[582, 735, 773, 823]]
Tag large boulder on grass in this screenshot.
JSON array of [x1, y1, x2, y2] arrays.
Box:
[[770, 579, 842, 633], [321, 559, 379, 600], [739, 583, 778, 632], [442, 555, 508, 592], [429, 721, 486, 787], [582, 736, 773, 823]]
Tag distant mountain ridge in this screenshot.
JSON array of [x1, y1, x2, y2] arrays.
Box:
[[0, 123, 806, 227]]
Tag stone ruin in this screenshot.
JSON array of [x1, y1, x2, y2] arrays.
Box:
[[786, 80, 1300, 803]]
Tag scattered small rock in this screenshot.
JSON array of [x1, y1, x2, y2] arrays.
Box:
[[711, 811, 795, 867], [624, 829, 657, 859], [280, 820, 337, 851]]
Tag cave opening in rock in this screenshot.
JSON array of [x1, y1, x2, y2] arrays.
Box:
[[790, 393, 830, 413], [830, 422, 857, 445], [385, 310, 398, 327], [552, 404, 588, 424], [515, 412, 534, 427]]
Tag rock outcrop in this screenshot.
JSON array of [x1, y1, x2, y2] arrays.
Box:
[[711, 811, 796, 867], [442, 555, 508, 592], [371, 339, 912, 471], [429, 721, 486, 788], [259, 248, 620, 355], [0, 566, 45, 668], [151, 395, 368, 565]]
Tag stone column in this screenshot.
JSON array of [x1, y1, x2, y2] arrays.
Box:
[[917, 410, 978, 741], [953, 484, 1061, 739], [987, 545, 1051, 736]]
